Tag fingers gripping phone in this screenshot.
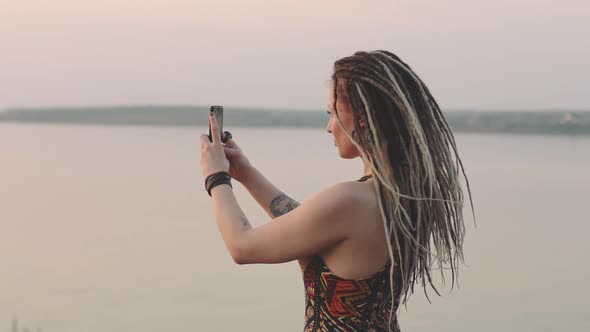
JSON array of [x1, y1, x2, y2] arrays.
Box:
[[208, 106, 223, 142]]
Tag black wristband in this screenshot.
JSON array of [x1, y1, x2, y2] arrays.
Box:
[[207, 177, 232, 196], [205, 171, 232, 196], [205, 171, 230, 190]]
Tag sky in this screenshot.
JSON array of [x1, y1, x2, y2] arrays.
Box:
[[1, 0, 588, 111]]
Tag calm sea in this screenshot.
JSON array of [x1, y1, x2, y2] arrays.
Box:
[[1, 123, 589, 332]]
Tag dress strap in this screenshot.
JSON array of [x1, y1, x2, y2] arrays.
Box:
[[357, 174, 373, 182]]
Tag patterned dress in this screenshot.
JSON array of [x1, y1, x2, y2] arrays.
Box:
[[302, 254, 401, 332]]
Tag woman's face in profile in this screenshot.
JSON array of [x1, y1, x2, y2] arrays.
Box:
[[327, 85, 360, 159]]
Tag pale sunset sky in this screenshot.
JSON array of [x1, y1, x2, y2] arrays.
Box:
[[1, 0, 588, 111]]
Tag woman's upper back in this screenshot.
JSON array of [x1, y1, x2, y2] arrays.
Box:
[[300, 175, 401, 331], [299, 175, 391, 280]]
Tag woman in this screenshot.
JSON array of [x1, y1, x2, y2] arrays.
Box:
[[200, 50, 473, 331]]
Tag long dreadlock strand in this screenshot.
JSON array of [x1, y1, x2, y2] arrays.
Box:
[[330, 50, 475, 330]]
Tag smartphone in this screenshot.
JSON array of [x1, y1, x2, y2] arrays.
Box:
[[208, 105, 223, 142]]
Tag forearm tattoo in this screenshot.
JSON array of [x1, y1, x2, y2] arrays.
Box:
[[239, 215, 252, 230], [269, 192, 300, 217]]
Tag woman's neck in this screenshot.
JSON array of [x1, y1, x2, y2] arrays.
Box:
[[363, 160, 373, 178]]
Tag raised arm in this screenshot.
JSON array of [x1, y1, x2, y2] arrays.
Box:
[[202, 118, 339, 268], [222, 137, 300, 219], [208, 179, 356, 265], [241, 167, 301, 218], [239, 167, 322, 271], [221, 137, 310, 270]]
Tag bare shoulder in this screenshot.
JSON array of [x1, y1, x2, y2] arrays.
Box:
[[304, 181, 368, 208], [301, 180, 375, 227], [324, 179, 376, 203], [234, 180, 373, 264]]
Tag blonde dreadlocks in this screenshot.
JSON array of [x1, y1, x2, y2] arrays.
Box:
[[331, 50, 475, 329]]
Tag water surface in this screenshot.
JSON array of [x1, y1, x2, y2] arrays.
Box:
[[1, 123, 588, 331]]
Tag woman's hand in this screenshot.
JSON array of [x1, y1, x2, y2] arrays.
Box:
[[200, 113, 230, 179], [223, 137, 254, 183]]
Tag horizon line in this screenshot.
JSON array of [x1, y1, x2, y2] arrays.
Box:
[[2, 104, 590, 113]]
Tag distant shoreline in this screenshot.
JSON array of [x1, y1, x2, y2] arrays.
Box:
[[1, 106, 589, 136]]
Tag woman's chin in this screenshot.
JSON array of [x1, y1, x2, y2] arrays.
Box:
[[338, 148, 357, 159]]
